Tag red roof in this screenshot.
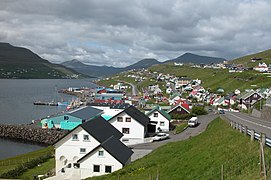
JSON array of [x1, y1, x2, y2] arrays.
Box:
[[181, 103, 189, 111]]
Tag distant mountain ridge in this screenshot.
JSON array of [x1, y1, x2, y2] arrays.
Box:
[[62, 58, 161, 77], [62, 53, 226, 77], [165, 53, 226, 64], [0, 42, 84, 79], [62, 59, 123, 77]]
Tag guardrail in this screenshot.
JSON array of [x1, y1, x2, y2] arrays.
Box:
[[227, 119, 271, 147]]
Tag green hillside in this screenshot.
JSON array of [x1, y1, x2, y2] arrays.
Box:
[[231, 49, 271, 67], [90, 118, 271, 180], [0, 43, 85, 79], [148, 64, 271, 93]]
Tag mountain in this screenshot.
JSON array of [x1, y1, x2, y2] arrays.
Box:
[[62, 59, 123, 77], [62, 58, 160, 77], [165, 53, 226, 64], [0, 43, 84, 79], [124, 58, 161, 70]]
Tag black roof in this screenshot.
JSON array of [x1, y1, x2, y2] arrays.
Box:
[[89, 103, 130, 109], [69, 106, 103, 120], [81, 116, 123, 142], [110, 105, 150, 127], [78, 135, 133, 166], [53, 116, 123, 146]]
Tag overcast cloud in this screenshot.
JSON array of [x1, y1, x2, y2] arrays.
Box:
[[1, 0, 271, 67]]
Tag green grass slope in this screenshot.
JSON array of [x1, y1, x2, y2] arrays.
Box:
[[89, 118, 271, 180], [149, 64, 271, 93], [0, 146, 53, 175], [231, 49, 271, 67], [0, 42, 85, 79]]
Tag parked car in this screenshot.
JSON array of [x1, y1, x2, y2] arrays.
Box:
[[153, 133, 169, 141], [219, 110, 225, 114], [188, 117, 198, 127]]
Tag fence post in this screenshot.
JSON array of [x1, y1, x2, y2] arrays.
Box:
[[251, 130, 255, 141], [261, 133, 266, 145], [239, 124, 242, 133], [244, 126, 247, 136], [221, 164, 224, 180]]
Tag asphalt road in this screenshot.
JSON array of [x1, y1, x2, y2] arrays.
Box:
[[125, 82, 139, 96], [222, 112, 271, 138], [130, 113, 218, 161]]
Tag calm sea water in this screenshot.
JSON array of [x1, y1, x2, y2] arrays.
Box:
[[0, 79, 96, 160]]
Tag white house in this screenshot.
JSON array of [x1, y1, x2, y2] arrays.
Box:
[[53, 116, 132, 179], [146, 106, 171, 132], [89, 103, 130, 121], [77, 136, 133, 179], [108, 105, 150, 145], [254, 62, 268, 72]]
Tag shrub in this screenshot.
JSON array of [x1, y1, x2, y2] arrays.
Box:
[[171, 113, 193, 120], [192, 106, 207, 115], [0, 153, 52, 178]]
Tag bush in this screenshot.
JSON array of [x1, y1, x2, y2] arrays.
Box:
[[192, 106, 207, 115], [171, 113, 194, 120]]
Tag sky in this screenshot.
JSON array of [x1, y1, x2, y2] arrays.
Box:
[[1, 0, 271, 67]]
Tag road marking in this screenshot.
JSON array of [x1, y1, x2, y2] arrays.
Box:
[[234, 113, 271, 125], [227, 113, 271, 130]]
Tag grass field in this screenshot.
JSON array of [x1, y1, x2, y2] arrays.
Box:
[[89, 118, 271, 180], [149, 64, 271, 93]]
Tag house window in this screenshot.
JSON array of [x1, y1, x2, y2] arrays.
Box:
[[72, 134, 78, 140], [160, 121, 165, 126], [93, 165, 100, 172], [117, 117, 123, 122], [122, 139, 129, 142], [83, 135, 89, 141], [64, 116, 69, 120], [125, 117, 131, 122], [105, 166, 112, 173], [73, 163, 80, 168], [122, 128, 130, 134], [177, 108, 182, 111], [154, 113, 158, 117], [253, 94, 258, 98], [98, 150, 104, 157], [80, 148, 86, 154]]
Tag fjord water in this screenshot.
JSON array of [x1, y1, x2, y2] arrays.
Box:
[[0, 79, 96, 160]]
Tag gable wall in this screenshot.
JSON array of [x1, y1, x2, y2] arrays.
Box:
[[55, 126, 100, 173], [80, 146, 123, 179], [148, 110, 169, 132], [110, 112, 145, 143]]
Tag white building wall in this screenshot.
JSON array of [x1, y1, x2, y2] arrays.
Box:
[[80, 147, 123, 179], [55, 127, 100, 173], [110, 112, 145, 145], [148, 110, 169, 132]]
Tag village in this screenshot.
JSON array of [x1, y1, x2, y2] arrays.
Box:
[[29, 59, 271, 179]]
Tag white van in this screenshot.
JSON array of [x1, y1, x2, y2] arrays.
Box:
[[188, 117, 198, 127]]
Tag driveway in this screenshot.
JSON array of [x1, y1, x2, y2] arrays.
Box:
[[130, 113, 218, 161]]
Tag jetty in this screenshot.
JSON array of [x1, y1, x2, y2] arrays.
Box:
[[0, 124, 68, 145], [33, 101, 58, 106]]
